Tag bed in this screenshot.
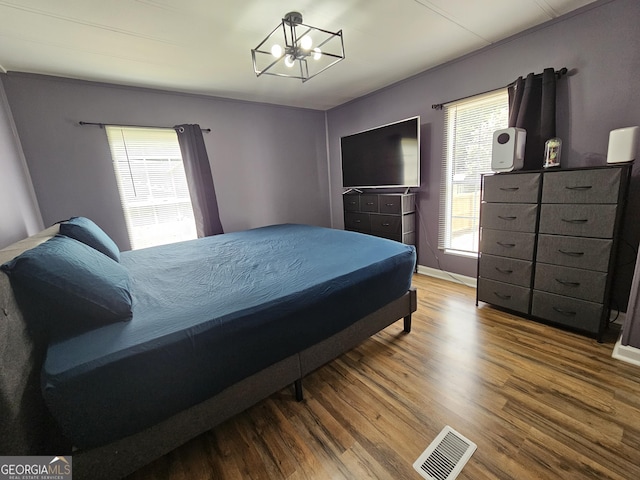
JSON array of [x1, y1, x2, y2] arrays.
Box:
[[0, 219, 417, 479]]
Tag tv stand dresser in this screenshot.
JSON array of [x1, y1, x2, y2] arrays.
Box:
[[343, 192, 416, 245], [477, 164, 631, 340]]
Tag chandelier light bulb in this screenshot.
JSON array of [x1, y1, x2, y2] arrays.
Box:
[[270, 44, 283, 58], [300, 35, 313, 50], [312, 47, 322, 60], [284, 54, 296, 68]]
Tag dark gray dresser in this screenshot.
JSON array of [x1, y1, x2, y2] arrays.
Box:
[[477, 165, 631, 339], [343, 192, 416, 244]]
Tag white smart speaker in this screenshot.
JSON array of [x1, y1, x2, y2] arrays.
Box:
[[607, 126, 639, 163], [491, 127, 527, 172]]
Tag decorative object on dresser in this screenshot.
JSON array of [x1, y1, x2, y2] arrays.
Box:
[[477, 165, 631, 340], [606, 126, 639, 164], [491, 127, 527, 172], [344, 192, 416, 245]]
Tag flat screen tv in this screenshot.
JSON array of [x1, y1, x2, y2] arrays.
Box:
[[341, 116, 420, 189]]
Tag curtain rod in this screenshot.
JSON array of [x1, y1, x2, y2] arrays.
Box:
[[431, 67, 568, 110], [78, 121, 211, 132]]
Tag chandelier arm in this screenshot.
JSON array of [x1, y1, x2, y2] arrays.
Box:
[[302, 60, 342, 82], [284, 18, 298, 48], [295, 26, 313, 42], [253, 23, 283, 51], [314, 31, 343, 50], [298, 24, 342, 37], [253, 55, 285, 77], [311, 51, 344, 60]]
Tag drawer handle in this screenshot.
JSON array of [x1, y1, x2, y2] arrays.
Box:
[[385, 203, 395, 206], [496, 241, 516, 248], [565, 185, 593, 191], [381, 223, 391, 227], [558, 249, 585, 257], [366, 202, 375, 205], [493, 292, 512, 300], [499, 187, 520, 191], [555, 279, 581, 287], [354, 220, 361, 224], [349, 201, 357, 205], [561, 218, 588, 224], [498, 215, 517, 221], [495, 267, 513, 274], [552, 306, 577, 316]]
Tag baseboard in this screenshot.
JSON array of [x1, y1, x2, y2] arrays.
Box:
[[416, 265, 477, 288], [612, 333, 640, 367]]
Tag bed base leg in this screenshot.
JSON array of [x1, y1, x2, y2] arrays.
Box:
[[404, 314, 412, 333], [294, 379, 304, 402]]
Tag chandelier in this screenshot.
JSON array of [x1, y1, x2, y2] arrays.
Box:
[[251, 12, 345, 83]]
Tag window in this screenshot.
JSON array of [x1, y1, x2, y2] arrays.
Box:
[[438, 89, 509, 255], [106, 126, 197, 250]]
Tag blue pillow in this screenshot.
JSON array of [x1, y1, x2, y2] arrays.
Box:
[[59, 217, 121, 262], [1, 235, 132, 328]]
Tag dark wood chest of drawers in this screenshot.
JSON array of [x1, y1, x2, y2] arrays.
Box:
[[343, 193, 416, 244], [477, 165, 631, 339]]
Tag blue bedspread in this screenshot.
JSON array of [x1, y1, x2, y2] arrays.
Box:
[[42, 224, 416, 448]]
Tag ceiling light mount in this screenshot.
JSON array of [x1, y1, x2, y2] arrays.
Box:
[[283, 11, 303, 26], [252, 11, 345, 83]]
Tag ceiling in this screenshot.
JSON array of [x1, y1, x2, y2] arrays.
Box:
[[0, 0, 599, 110]]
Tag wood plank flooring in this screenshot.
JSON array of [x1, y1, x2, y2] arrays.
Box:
[[128, 274, 640, 479]]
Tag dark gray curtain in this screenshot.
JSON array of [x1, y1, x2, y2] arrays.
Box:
[[508, 67, 557, 170], [174, 124, 224, 237]]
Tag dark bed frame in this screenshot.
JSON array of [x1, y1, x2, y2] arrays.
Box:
[[0, 226, 417, 479]]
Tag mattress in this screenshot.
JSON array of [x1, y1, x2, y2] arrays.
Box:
[[41, 224, 416, 448]]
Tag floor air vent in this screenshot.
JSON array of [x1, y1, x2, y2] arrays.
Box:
[[413, 426, 477, 480]]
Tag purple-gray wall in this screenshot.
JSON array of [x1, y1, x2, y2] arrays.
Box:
[[2, 0, 640, 346], [1, 73, 330, 251], [0, 77, 42, 247], [327, 0, 640, 317]]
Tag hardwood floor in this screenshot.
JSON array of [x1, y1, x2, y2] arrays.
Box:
[[128, 274, 640, 479]]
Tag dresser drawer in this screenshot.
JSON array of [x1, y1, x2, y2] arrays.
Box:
[[541, 168, 622, 204], [481, 203, 538, 232], [360, 195, 379, 212], [379, 194, 415, 214], [478, 278, 530, 314], [344, 212, 370, 232], [480, 229, 535, 260], [534, 263, 607, 303], [375, 230, 416, 245], [483, 172, 540, 203], [536, 234, 612, 272], [531, 291, 603, 333], [479, 254, 533, 287], [370, 213, 414, 235], [538, 204, 617, 238], [343, 195, 360, 212]]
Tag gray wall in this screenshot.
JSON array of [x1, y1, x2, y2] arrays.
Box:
[[0, 77, 43, 248], [2, 73, 330, 251], [327, 0, 640, 312]]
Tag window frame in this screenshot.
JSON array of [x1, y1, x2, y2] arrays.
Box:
[[105, 126, 197, 250], [438, 89, 509, 257]]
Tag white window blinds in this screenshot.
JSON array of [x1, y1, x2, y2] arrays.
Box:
[[105, 126, 197, 250], [438, 89, 509, 254]]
